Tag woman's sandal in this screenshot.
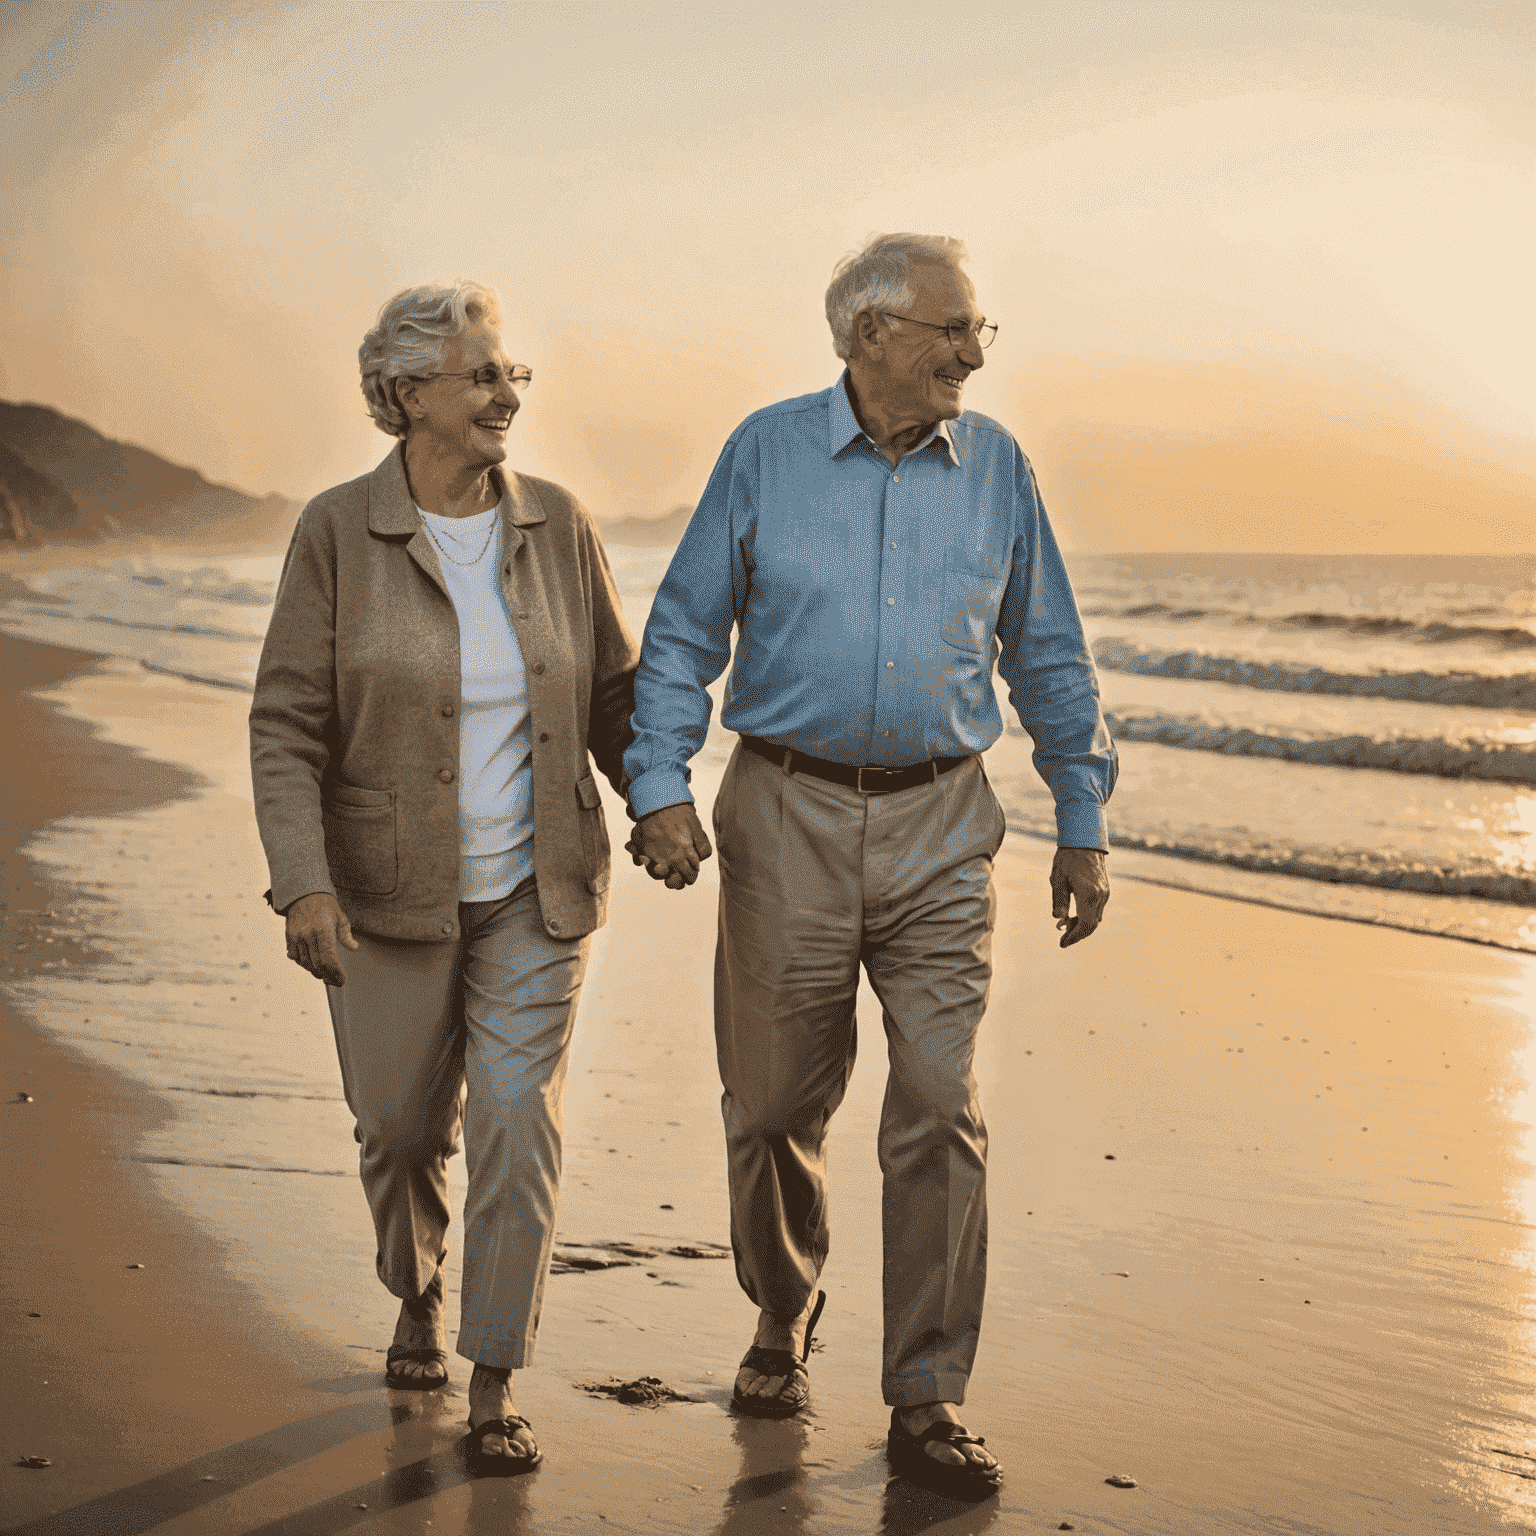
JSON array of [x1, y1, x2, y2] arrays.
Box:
[[886, 1408, 1004, 1501], [384, 1345, 450, 1391], [732, 1290, 827, 1419], [463, 1414, 542, 1477]]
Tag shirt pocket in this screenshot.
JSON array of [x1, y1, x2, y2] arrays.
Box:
[[940, 547, 1010, 655], [321, 783, 399, 896], [576, 773, 611, 895]]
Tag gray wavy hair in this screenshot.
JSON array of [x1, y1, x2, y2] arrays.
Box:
[[824, 233, 969, 360], [358, 281, 503, 437]]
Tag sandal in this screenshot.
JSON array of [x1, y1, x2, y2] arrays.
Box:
[[463, 1414, 542, 1477], [887, 1407, 1003, 1501], [384, 1345, 450, 1391], [732, 1290, 826, 1419]]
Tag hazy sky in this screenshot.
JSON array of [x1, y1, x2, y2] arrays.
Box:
[[3, 0, 1532, 550]]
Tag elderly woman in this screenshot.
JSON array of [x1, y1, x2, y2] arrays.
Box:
[[250, 281, 637, 1475]]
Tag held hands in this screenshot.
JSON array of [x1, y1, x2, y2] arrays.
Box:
[[625, 803, 713, 891], [284, 891, 359, 986], [1050, 847, 1110, 948]]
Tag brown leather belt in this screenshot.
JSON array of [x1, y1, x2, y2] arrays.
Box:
[[741, 734, 968, 795]]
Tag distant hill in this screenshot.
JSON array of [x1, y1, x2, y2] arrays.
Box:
[[0, 401, 301, 548], [595, 503, 694, 547]]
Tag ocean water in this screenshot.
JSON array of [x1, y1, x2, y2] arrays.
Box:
[[3, 544, 1533, 951]]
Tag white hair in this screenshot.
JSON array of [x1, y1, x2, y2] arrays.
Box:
[[824, 233, 970, 360], [358, 281, 503, 437]]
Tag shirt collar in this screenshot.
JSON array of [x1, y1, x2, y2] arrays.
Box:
[[828, 371, 961, 467]]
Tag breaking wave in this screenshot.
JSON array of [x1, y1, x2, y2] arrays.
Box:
[[1092, 638, 1536, 711], [1080, 602, 1536, 649], [1101, 709, 1536, 786], [1002, 808, 1536, 906]]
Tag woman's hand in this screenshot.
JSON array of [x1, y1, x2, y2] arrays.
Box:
[[285, 892, 360, 986], [627, 804, 713, 891]]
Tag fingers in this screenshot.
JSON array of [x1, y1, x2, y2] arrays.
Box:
[[285, 906, 351, 985], [313, 927, 348, 987], [631, 806, 711, 889], [1059, 886, 1110, 948]]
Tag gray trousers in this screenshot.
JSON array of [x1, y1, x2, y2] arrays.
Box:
[[325, 879, 590, 1370], [712, 743, 1004, 1407]]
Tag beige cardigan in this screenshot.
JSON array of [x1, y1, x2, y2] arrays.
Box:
[[250, 445, 639, 943]]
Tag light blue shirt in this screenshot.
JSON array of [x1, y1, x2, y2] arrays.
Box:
[[624, 375, 1118, 850]]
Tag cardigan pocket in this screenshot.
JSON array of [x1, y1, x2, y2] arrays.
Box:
[[576, 773, 611, 895], [322, 784, 399, 896]]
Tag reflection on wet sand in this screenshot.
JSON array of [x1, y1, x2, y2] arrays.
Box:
[[714, 1414, 817, 1534], [878, 1473, 1001, 1536], [710, 1409, 1003, 1535]]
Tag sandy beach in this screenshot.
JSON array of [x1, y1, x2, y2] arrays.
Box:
[[4, 554, 1536, 1535]]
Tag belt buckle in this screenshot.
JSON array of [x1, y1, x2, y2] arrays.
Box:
[[857, 764, 901, 794]]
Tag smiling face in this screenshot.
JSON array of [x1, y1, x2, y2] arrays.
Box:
[[403, 318, 520, 468], [865, 259, 986, 429]]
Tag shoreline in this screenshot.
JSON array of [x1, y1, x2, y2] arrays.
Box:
[[0, 634, 368, 1530], [4, 618, 1536, 1532]]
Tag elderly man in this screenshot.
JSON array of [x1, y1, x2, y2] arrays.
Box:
[[624, 233, 1116, 1499]]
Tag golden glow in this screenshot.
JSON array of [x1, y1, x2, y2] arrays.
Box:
[[2, 2, 1531, 548]]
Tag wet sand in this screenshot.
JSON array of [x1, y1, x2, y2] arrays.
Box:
[[3, 618, 1536, 1535]]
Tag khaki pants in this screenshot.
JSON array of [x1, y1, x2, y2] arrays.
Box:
[[325, 879, 590, 1370], [712, 743, 1005, 1407]]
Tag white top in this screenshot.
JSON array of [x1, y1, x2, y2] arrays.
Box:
[[418, 504, 534, 901]]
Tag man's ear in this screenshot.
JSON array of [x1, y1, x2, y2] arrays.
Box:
[[852, 308, 884, 360]]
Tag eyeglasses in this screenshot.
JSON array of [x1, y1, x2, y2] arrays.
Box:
[[411, 365, 533, 390], [880, 313, 998, 350]]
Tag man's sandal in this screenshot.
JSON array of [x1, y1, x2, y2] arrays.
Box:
[[463, 1414, 542, 1476], [732, 1290, 827, 1419], [886, 1408, 1004, 1501], [384, 1345, 449, 1391]]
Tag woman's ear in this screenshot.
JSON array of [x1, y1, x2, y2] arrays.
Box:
[[395, 376, 425, 424]]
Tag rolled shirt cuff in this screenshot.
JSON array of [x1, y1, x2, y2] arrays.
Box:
[[1056, 800, 1109, 853], [626, 767, 696, 819]]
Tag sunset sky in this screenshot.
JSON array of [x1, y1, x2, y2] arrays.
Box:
[[3, 0, 1532, 551]]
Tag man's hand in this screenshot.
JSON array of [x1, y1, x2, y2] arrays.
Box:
[[284, 891, 359, 986], [1050, 847, 1110, 948], [626, 803, 713, 891]]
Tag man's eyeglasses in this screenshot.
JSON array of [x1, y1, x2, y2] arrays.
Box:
[[880, 314, 998, 350], [411, 365, 533, 390]]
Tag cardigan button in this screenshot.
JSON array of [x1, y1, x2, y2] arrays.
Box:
[[539, 732, 550, 743], [548, 920, 561, 933], [441, 922, 454, 935], [440, 704, 454, 717], [439, 768, 454, 783], [531, 661, 545, 675]]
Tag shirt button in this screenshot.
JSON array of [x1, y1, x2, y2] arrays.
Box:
[[441, 922, 453, 935], [439, 768, 454, 783], [886, 597, 895, 606], [440, 704, 454, 717], [892, 474, 899, 483], [531, 661, 545, 674], [539, 731, 550, 742], [889, 541, 897, 549], [882, 729, 890, 737], [886, 661, 894, 669]]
